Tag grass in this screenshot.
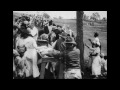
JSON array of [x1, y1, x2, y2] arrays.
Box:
[[52, 19, 107, 60]]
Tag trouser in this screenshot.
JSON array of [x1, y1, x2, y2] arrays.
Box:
[[64, 68, 82, 79]]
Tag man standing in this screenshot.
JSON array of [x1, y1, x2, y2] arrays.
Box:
[[53, 32, 68, 78], [37, 34, 62, 79], [62, 36, 82, 79], [53, 32, 67, 51]]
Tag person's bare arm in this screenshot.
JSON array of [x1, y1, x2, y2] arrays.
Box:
[[32, 39, 40, 51], [88, 39, 93, 45], [13, 49, 20, 56], [85, 43, 95, 51]]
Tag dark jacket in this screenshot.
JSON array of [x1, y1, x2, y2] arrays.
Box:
[[44, 26, 49, 34], [52, 29, 62, 40], [62, 48, 80, 69], [54, 38, 66, 52]]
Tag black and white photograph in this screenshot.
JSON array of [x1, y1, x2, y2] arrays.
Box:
[[13, 11, 107, 79]]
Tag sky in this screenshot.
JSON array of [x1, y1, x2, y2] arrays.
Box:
[[13, 11, 107, 19]]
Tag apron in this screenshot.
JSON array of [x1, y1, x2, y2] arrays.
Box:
[[92, 55, 101, 76]]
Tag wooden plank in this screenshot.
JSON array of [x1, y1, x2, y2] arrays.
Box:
[[58, 61, 64, 79], [42, 57, 57, 63], [40, 62, 46, 79], [39, 57, 57, 79]]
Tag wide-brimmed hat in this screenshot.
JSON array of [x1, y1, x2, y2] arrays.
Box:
[[59, 32, 68, 38], [37, 34, 48, 42], [64, 36, 76, 45]]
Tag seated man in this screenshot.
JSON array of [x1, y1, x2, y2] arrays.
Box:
[[62, 36, 82, 79]]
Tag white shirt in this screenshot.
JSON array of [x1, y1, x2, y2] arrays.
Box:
[[93, 47, 100, 54], [93, 37, 100, 46], [16, 36, 25, 50], [48, 25, 53, 34], [30, 26, 38, 37]]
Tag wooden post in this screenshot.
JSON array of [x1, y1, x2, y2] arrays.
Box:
[[76, 11, 84, 72], [40, 62, 46, 79], [58, 61, 64, 79], [39, 57, 57, 79]]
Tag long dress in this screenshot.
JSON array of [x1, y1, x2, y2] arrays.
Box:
[[22, 36, 40, 78], [91, 47, 101, 76], [92, 55, 101, 76]]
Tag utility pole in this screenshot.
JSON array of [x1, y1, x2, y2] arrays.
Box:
[[76, 11, 84, 73]]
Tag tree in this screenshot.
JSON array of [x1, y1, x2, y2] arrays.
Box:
[[76, 11, 84, 73], [53, 17, 57, 19], [90, 12, 100, 21], [102, 17, 107, 21], [83, 14, 86, 20], [83, 14, 89, 20], [42, 12, 50, 19]]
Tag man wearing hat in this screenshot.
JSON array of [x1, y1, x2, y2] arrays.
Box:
[[54, 32, 67, 51], [62, 36, 82, 79], [37, 34, 62, 79], [50, 32, 68, 78], [37, 33, 62, 57]]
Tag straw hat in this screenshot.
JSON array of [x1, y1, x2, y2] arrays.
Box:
[[64, 36, 76, 45]]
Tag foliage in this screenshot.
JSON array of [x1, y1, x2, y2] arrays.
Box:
[[90, 12, 100, 21], [42, 12, 50, 19], [83, 14, 89, 20]]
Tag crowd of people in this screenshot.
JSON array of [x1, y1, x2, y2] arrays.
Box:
[[13, 14, 107, 79]]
